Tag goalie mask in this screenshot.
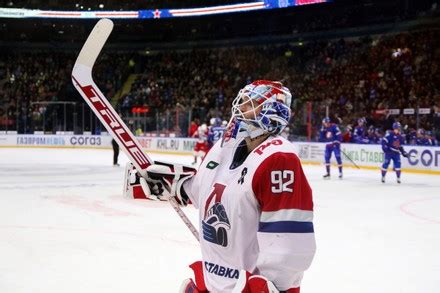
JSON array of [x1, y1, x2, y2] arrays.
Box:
[[225, 80, 292, 141]]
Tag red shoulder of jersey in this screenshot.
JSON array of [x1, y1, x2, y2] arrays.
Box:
[[252, 152, 313, 212]]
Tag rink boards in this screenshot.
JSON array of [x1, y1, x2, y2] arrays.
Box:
[[0, 134, 439, 175], [294, 142, 440, 175]]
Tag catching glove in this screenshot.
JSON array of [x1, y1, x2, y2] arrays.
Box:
[[123, 162, 165, 200], [146, 161, 196, 206]]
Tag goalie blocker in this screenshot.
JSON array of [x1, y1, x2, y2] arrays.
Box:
[[124, 161, 196, 204]]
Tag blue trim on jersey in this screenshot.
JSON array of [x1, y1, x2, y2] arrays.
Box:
[[259, 221, 314, 233]]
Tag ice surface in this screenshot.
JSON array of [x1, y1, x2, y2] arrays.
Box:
[[0, 148, 439, 293]]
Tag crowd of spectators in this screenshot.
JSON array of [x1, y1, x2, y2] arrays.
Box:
[[0, 27, 438, 145], [118, 29, 439, 144], [0, 51, 131, 133], [298, 30, 440, 145]]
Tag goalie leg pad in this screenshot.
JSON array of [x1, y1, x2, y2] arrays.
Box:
[[232, 269, 300, 293], [179, 279, 200, 293], [232, 270, 279, 293], [179, 261, 207, 293]]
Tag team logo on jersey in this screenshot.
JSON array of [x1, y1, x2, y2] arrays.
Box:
[[237, 167, 247, 184], [202, 183, 230, 247], [206, 160, 219, 170]]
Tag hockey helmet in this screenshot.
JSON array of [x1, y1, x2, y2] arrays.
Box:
[[358, 118, 366, 125], [229, 80, 292, 138], [392, 122, 401, 130], [199, 123, 208, 132], [322, 117, 331, 124], [210, 117, 222, 126]]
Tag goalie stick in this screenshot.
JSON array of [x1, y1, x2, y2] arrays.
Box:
[[71, 18, 199, 241]]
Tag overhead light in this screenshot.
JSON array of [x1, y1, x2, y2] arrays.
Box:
[[99, 4, 104, 9]]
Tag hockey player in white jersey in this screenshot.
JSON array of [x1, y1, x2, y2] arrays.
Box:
[[138, 80, 316, 292], [192, 123, 209, 165]]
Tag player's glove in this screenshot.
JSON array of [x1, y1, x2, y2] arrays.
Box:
[[399, 147, 409, 158], [124, 162, 165, 201], [146, 161, 196, 206]]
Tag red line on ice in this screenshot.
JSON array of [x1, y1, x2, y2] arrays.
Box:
[[399, 197, 440, 224]]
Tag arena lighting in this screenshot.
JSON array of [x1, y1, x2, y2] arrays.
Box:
[[98, 4, 104, 9], [0, 0, 330, 19]]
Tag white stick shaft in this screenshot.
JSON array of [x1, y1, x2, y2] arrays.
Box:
[[169, 197, 200, 240]]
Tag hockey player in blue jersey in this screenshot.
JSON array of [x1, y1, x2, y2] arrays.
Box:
[[367, 126, 382, 144], [319, 117, 343, 179], [353, 118, 369, 144], [381, 122, 409, 183], [416, 129, 433, 146], [207, 117, 226, 150]]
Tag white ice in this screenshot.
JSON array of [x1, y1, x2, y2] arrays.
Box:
[[0, 148, 439, 293]]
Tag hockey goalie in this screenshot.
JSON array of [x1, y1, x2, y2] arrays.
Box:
[[72, 21, 315, 291], [126, 81, 316, 292]]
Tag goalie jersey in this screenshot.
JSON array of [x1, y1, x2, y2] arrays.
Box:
[[183, 135, 316, 291]]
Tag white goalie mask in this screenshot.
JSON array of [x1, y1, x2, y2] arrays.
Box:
[[223, 80, 292, 143]]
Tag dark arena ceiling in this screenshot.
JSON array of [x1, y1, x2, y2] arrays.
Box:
[[0, 0, 437, 47]]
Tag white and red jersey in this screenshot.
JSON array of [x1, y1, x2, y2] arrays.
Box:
[[183, 136, 316, 291], [193, 125, 209, 153], [193, 125, 208, 143]]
